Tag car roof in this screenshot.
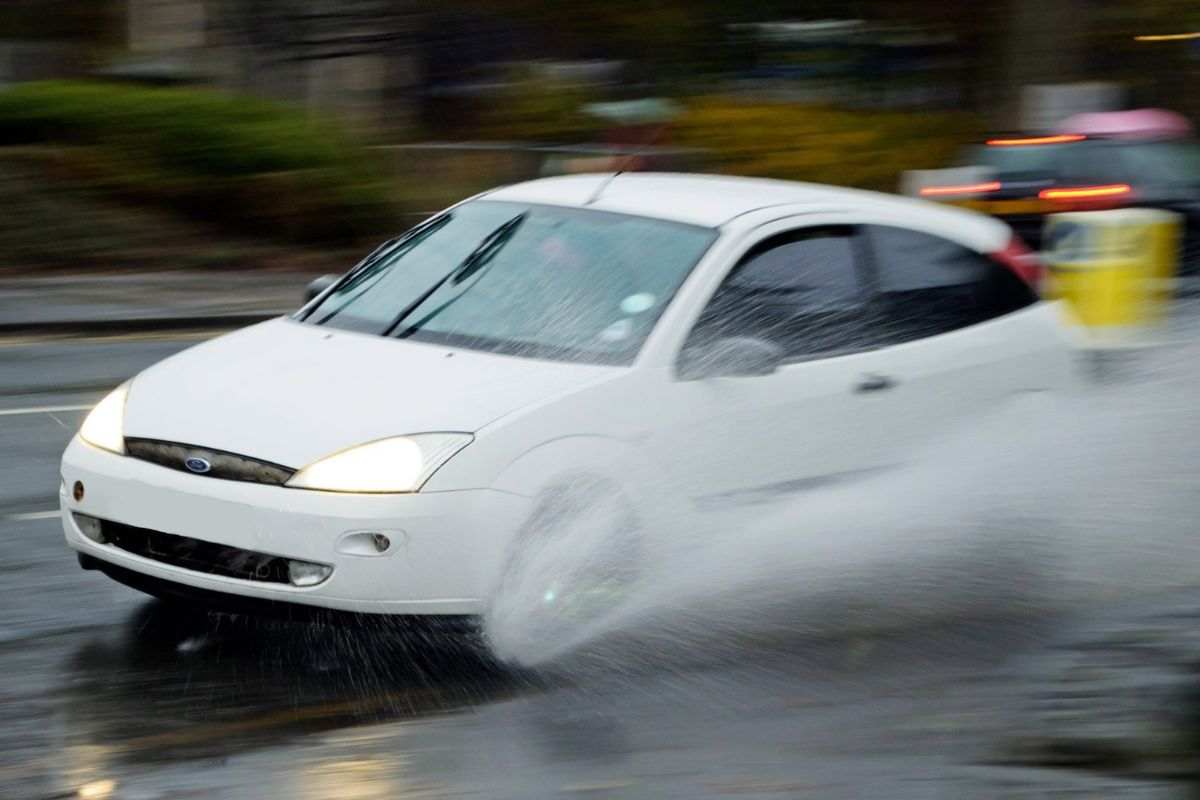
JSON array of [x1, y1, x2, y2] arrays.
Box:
[[483, 172, 1007, 245]]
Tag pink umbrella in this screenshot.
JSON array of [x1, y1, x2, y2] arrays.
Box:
[[1056, 109, 1195, 140]]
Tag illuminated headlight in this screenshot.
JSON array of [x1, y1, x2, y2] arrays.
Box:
[[79, 384, 129, 455], [286, 433, 473, 493]]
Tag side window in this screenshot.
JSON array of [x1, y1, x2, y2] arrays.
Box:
[[687, 227, 871, 360], [866, 225, 1035, 345]]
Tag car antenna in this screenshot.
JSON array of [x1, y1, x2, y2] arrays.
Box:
[[585, 171, 623, 206]]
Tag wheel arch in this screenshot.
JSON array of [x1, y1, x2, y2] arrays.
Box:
[[495, 434, 643, 495], [490, 434, 680, 540]]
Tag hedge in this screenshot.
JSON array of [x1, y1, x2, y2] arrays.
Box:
[[674, 97, 982, 192], [0, 81, 395, 244]]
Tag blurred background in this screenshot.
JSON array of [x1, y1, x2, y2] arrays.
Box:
[[5, 2, 1200, 799], [0, 0, 1197, 272]]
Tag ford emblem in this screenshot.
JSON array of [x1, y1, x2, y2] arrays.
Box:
[[184, 456, 212, 474]]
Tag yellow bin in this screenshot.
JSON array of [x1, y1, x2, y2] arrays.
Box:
[[1043, 208, 1181, 344]]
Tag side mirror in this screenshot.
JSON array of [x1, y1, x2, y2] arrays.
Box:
[[304, 274, 339, 303], [677, 336, 785, 381]]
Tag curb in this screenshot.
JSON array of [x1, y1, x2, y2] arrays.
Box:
[[0, 311, 288, 337]]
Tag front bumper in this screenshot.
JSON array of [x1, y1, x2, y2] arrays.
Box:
[[60, 436, 528, 615]]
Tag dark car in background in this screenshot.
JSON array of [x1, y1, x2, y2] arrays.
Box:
[[920, 127, 1200, 273]]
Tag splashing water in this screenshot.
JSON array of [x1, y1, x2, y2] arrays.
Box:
[[486, 332, 1200, 672]]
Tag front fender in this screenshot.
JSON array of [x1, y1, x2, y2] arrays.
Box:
[[490, 435, 682, 546]]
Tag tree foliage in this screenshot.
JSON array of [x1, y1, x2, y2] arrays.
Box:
[[0, 81, 396, 243], [0, 0, 121, 42]]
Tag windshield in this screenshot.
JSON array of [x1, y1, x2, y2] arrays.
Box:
[[300, 201, 717, 365], [962, 143, 1079, 177]]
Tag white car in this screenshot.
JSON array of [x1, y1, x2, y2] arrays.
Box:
[[61, 173, 1074, 631]]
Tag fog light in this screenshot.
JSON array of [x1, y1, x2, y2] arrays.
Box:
[[287, 560, 333, 587], [73, 513, 105, 544]]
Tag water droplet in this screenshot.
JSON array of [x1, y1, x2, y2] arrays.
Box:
[[620, 293, 656, 314]]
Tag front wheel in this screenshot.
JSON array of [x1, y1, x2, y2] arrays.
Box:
[[485, 478, 642, 665]]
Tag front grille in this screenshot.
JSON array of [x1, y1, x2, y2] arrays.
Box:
[[125, 438, 295, 486], [102, 519, 292, 584]]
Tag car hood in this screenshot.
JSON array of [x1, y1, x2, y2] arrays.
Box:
[[123, 318, 621, 468]]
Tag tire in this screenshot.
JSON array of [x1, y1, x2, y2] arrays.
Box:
[[486, 478, 642, 664]]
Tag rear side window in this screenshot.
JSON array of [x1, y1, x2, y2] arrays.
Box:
[[688, 227, 873, 359], [866, 225, 1035, 345]]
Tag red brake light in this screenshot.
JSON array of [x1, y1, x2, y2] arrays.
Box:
[[919, 181, 1002, 198], [986, 134, 1086, 147], [1038, 183, 1131, 201], [992, 235, 1043, 289]]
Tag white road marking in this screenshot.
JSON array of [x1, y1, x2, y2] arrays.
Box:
[[0, 404, 90, 417], [6, 510, 59, 521], [44, 412, 72, 430]]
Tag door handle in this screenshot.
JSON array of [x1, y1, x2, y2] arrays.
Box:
[[854, 373, 895, 393]]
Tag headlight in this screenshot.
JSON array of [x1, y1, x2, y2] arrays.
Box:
[[79, 384, 129, 454], [286, 433, 473, 493]]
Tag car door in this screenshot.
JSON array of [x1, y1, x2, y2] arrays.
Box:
[[856, 223, 1066, 453], [645, 225, 915, 505]]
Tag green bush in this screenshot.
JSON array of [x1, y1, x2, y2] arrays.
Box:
[[0, 81, 395, 244], [675, 97, 982, 192]]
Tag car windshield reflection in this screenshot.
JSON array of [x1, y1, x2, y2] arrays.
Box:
[[301, 202, 717, 365]]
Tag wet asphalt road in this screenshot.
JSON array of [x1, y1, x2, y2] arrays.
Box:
[[2, 333, 1199, 799]]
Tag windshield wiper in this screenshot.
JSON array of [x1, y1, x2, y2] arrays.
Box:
[[383, 213, 527, 338], [302, 214, 452, 324]]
